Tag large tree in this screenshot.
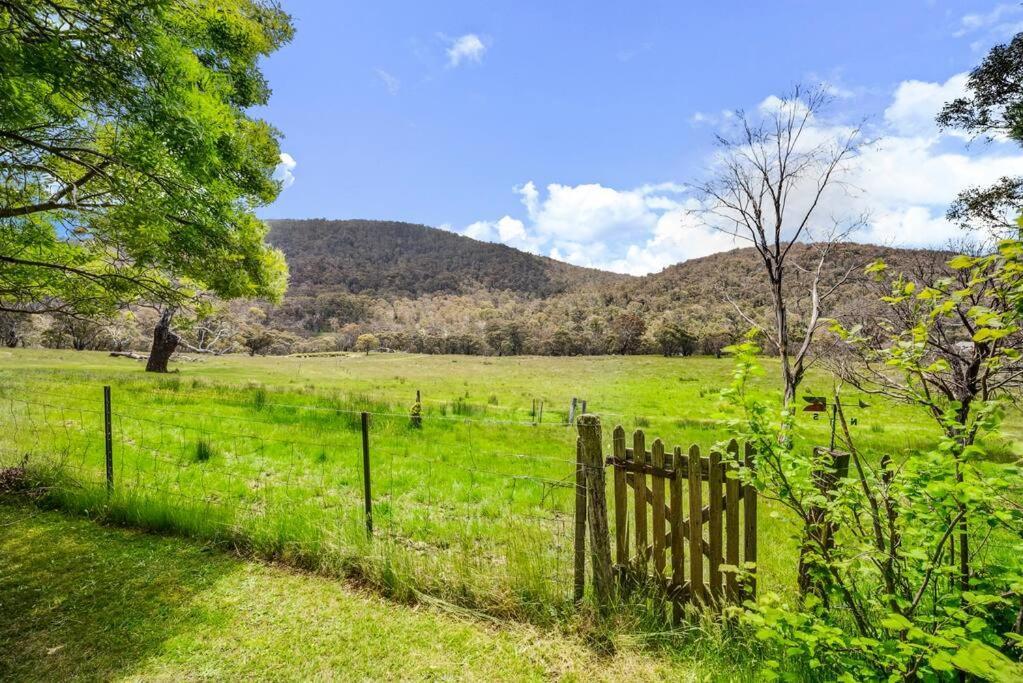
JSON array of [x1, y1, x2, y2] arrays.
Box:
[[0, 0, 292, 370]]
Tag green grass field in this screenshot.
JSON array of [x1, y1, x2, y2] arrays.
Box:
[[1, 348, 1018, 634], [0, 500, 711, 681]]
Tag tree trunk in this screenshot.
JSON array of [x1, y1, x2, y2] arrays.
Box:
[[771, 273, 798, 406], [146, 309, 179, 373]]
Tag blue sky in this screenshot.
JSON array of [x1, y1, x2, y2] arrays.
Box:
[[257, 1, 1023, 273]]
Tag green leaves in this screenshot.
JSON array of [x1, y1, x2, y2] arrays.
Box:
[[880, 613, 912, 631], [950, 641, 1023, 681], [865, 259, 889, 276], [0, 1, 294, 314], [947, 255, 977, 271]]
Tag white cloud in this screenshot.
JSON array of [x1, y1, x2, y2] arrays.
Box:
[[515, 181, 540, 219], [375, 68, 400, 95], [456, 181, 722, 273], [462, 216, 537, 252], [884, 73, 967, 136], [273, 152, 296, 189], [606, 208, 740, 275], [956, 3, 1023, 37], [446, 34, 487, 67], [448, 71, 1023, 273]]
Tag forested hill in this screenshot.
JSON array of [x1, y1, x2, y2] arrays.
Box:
[[266, 219, 627, 297], [258, 218, 948, 356]]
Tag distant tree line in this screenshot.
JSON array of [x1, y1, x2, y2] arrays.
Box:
[[14, 240, 950, 359]]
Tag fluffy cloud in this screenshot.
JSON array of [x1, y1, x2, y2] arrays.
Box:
[[884, 73, 967, 136], [460, 180, 721, 273], [273, 152, 296, 189], [463, 216, 536, 252], [453, 71, 1023, 274], [447, 34, 487, 67]]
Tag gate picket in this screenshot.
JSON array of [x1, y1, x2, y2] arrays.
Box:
[[686, 445, 705, 605], [650, 439, 667, 578], [612, 425, 628, 571], [708, 448, 723, 602], [725, 440, 741, 602], [632, 430, 647, 573]]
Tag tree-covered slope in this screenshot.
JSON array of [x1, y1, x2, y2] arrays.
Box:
[[266, 219, 627, 297]]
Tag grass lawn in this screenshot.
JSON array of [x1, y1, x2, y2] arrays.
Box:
[[0, 349, 1017, 627], [0, 499, 711, 681]]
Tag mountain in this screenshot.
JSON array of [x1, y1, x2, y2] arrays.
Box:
[[260, 218, 949, 356], [266, 219, 627, 298]]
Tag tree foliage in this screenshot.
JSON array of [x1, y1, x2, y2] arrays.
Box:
[[726, 319, 1023, 679], [0, 0, 292, 315], [938, 30, 1023, 237]]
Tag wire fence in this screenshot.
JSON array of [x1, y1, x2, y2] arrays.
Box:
[[0, 386, 591, 617]]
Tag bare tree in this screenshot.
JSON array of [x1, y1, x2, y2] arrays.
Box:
[[695, 86, 866, 405], [176, 307, 243, 355]]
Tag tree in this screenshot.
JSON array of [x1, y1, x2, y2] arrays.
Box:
[[696, 86, 865, 404], [354, 333, 379, 354], [609, 311, 646, 354], [653, 319, 696, 357], [175, 305, 244, 355], [0, 311, 31, 347], [0, 1, 293, 370], [101, 311, 141, 352], [241, 325, 295, 356], [938, 31, 1023, 237], [42, 313, 105, 351], [484, 320, 524, 356]]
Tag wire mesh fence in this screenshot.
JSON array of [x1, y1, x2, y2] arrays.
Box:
[[0, 385, 588, 618]]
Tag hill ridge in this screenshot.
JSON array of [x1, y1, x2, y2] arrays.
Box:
[[263, 218, 949, 356]]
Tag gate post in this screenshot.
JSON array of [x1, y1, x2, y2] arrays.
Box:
[[576, 414, 613, 611], [572, 438, 587, 604], [797, 447, 849, 599]]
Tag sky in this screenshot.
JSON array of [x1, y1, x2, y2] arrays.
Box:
[[257, 1, 1023, 275]]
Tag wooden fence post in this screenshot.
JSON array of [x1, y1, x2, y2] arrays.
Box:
[[743, 443, 758, 598], [361, 411, 373, 537], [577, 414, 613, 611], [103, 385, 113, 495], [573, 438, 587, 603], [568, 397, 577, 426], [797, 447, 850, 598]]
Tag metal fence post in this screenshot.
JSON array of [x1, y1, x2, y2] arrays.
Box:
[[361, 411, 373, 537], [103, 385, 113, 495]]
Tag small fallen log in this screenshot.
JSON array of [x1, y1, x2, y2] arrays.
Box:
[[109, 351, 147, 361]]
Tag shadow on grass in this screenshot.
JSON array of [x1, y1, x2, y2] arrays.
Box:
[[0, 496, 238, 681]]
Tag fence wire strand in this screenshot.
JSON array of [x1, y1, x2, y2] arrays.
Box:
[[0, 387, 580, 606]]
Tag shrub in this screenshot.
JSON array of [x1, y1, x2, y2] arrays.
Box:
[[194, 438, 215, 463], [723, 336, 1023, 680]]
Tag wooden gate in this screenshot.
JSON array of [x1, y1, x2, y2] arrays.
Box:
[[606, 425, 757, 609]]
